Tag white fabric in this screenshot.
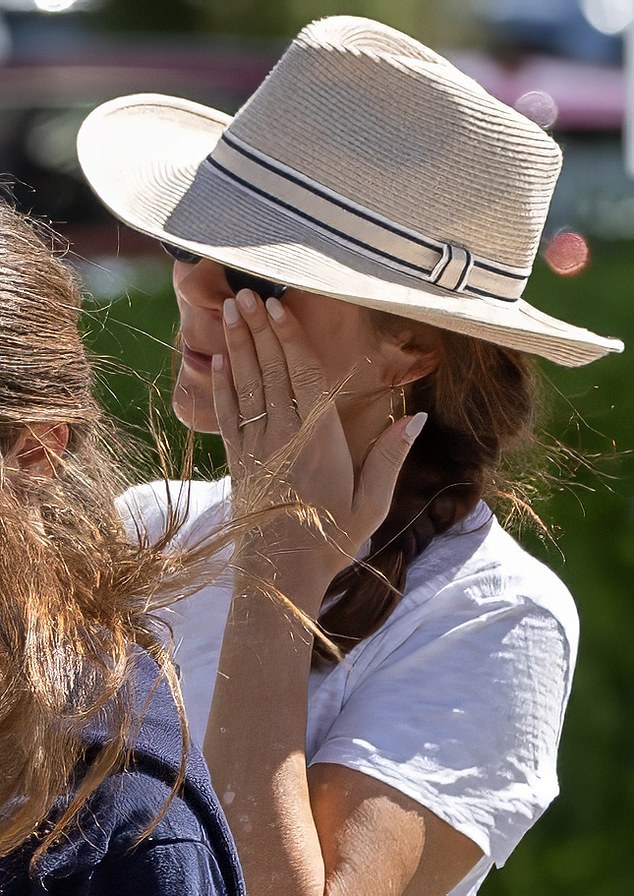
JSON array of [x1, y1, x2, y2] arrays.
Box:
[[117, 477, 579, 896]]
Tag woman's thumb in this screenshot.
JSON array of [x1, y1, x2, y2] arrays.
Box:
[[353, 412, 428, 524]]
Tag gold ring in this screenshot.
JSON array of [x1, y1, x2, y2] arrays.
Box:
[[238, 411, 268, 429]]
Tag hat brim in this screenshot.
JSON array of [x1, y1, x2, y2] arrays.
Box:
[[77, 93, 623, 367]]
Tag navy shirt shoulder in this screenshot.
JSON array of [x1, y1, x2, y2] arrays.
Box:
[[0, 654, 244, 896]]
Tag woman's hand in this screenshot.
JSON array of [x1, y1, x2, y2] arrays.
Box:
[[211, 289, 426, 586]]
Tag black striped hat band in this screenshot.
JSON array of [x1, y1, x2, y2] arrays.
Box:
[[208, 130, 531, 304]]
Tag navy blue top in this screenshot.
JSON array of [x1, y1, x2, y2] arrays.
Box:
[[0, 653, 245, 895]]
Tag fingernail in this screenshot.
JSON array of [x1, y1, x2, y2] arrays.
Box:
[[404, 412, 428, 443], [212, 354, 224, 371], [236, 289, 256, 313], [266, 296, 285, 322], [223, 298, 240, 327]]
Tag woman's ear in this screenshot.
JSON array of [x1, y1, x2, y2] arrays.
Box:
[[382, 324, 443, 387], [398, 345, 442, 386], [5, 423, 70, 478]]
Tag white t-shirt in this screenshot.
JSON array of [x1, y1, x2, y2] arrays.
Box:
[[118, 478, 579, 896]]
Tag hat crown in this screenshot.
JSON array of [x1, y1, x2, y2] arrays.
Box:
[[75, 16, 623, 365], [226, 16, 562, 271]]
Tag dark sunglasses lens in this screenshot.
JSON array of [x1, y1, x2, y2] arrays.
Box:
[[223, 266, 286, 300], [161, 242, 202, 265]]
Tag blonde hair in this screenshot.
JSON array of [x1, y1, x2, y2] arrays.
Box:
[[0, 202, 238, 861]]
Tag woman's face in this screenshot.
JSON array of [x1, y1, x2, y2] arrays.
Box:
[[172, 259, 400, 435]]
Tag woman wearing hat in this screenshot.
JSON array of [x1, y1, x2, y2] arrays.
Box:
[[77, 16, 623, 896]]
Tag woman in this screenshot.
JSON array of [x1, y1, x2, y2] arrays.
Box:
[[0, 200, 247, 894], [76, 15, 624, 896]]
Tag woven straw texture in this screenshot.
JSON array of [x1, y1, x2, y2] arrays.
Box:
[[76, 15, 623, 367]]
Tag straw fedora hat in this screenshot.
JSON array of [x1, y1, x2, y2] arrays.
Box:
[[77, 15, 623, 367]]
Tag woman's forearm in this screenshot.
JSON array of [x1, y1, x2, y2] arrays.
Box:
[[203, 557, 331, 896]]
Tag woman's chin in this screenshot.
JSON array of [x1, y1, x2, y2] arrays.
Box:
[[172, 379, 220, 434]]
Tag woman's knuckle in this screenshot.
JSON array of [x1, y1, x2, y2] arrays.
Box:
[[261, 358, 287, 381], [293, 365, 322, 391], [237, 379, 262, 403]]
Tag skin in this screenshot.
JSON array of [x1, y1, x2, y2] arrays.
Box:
[[4, 423, 69, 477], [173, 258, 484, 895], [173, 260, 439, 463]]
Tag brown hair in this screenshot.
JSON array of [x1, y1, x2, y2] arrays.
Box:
[[317, 318, 539, 658], [0, 202, 241, 862]]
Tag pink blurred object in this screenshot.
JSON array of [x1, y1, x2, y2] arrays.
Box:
[[543, 231, 591, 275], [452, 51, 625, 130]]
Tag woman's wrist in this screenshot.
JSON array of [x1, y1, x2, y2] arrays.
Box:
[[232, 531, 339, 617]]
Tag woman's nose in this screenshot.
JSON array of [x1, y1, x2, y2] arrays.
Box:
[[173, 258, 228, 310]]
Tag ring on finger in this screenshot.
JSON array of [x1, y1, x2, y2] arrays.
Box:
[[238, 411, 268, 429]]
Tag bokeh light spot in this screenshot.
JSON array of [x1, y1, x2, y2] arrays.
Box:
[[544, 232, 591, 277], [515, 91, 559, 130], [581, 0, 634, 35], [34, 0, 78, 12]]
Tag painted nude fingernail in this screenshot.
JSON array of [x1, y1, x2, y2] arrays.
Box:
[[236, 289, 256, 313], [212, 354, 224, 371], [404, 412, 428, 443], [223, 298, 240, 326], [266, 296, 285, 322]]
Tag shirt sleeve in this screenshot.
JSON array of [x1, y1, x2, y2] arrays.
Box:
[[309, 600, 574, 867], [92, 762, 241, 896], [37, 766, 242, 896], [83, 838, 231, 896]]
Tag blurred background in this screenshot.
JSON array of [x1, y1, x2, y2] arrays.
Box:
[[0, 1, 632, 893]]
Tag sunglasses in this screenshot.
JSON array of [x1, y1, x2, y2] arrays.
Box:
[[161, 242, 287, 300]]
